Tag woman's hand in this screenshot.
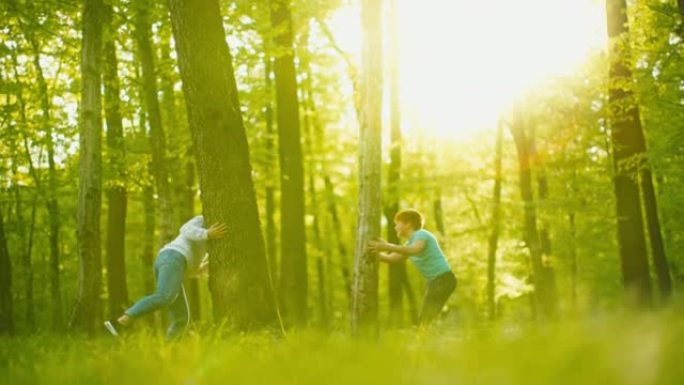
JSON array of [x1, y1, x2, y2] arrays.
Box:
[[207, 222, 228, 240]]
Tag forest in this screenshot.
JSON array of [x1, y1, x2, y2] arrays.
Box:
[[1, 0, 683, 384]]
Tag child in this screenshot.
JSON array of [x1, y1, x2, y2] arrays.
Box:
[[369, 209, 456, 325], [104, 215, 227, 339]]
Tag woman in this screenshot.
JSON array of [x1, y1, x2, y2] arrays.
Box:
[[104, 215, 227, 339]]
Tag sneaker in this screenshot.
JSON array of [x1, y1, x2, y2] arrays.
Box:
[[104, 320, 122, 337]]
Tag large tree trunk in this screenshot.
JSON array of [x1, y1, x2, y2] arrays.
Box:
[[351, 0, 382, 337], [605, 0, 653, 305], [134, 0, 175, 246], [0, 209, 13, 334], [103, 5, 129, 320], [385, 0, 406, 328], [486, 119, 504, 320], [510, 107, 557, 318], [169, 0, 278, 329], [71, 0, 104, 334], [182, 149, 202, 322], [270, 0, 308, 327]]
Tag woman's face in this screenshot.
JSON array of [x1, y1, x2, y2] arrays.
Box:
[[394, 220, 413, 239]]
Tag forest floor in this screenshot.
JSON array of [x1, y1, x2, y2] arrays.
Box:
[[2, 309, 684, 385]]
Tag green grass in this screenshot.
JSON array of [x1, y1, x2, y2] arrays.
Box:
[[3, 311, 684, 385]]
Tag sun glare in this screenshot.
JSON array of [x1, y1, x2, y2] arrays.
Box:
[[328, 0, 607, 140]]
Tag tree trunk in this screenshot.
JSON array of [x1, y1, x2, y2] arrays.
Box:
[[351, 0, 382, 337], [71, 0, 104, 334], [641, 172, 671, 300], [263, 54, 278, 286], [271, 0, 308, 327], [385, 0, 405, 328], [0, 209, 13, 334], [510, 107, 557, 318], [324, 176, 352, 311], [134, 0, 175, 246], [486, 119, 504, 320], [182, 149, 202, 322], [141, 182, 156, 328], [103, 5, 129, 320], [23, 31, 64, 330], [605, 0, 653, 305], [169, 0, 278, 329]]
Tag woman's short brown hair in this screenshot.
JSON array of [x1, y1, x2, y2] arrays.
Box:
[[394, 209, 424, 230]]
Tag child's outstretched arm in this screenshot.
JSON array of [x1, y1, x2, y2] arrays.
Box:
[[378, 252, 408, 263], [369, 239, 426, 255]]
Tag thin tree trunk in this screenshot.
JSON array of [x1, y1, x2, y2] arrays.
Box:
[[141, 182, 156, 328], [386, 0, 405, 328], [71, 0, 104, 334], [433, 194, 446, 235], [263, 54, 278, 287], [0, 209, 13, 334], [23, 32, 64, 330], [605, 0, 653, 306], [103, 5, 129, 320], [169, 0, 278, 329], [134, 0, 175, 246], [351, 0, 382, 337], [641, 171, 671, 300], [510, 107, 556, 318], [486, 119, 504, 320], [271, 0, 308, 327], [325, 176, 352, 311]]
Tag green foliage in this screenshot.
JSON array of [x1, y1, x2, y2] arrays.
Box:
[[4, 311, 684, 384]]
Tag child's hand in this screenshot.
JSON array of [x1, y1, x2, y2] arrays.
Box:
[[368, 238, 389, 252], [207, 223, 228, 239]]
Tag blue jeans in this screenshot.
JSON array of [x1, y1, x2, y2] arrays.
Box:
[[126, 249, 190, 339], [419, 271, 457, 325]]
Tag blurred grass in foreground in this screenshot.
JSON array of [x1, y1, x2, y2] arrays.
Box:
[[2, 310, 684, 385]]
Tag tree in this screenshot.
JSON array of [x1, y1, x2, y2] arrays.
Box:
[[103, 3, 129, 320], [486, 119, 504, 320], [351, 0, 382, 337], [70, 0, 104, 333], [510, 105, 557, 318], [0, 208, 13, 334], [605, 0, 653, 305], [385, 0, 406, 327], [134, 0, 175, 246], [271, 0, 308, 327], [168, 0, 278, 329]]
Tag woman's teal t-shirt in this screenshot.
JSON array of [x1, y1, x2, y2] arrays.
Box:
[[406, 229, 451, 281]]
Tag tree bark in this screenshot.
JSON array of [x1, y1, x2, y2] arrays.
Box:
[[385, 0, 406, 328], [263, 54, 278, 287], [71, 0, 104, 334], [182, 148, 202, 322], [486, 119, 504, 320], [0, 209, 13, 334], [605, 0, 653, 305], [22, 29, 64, 330], [510, 107, 557, 318], [271, 0, 308, 327], [103, 5, 129, 320], [351, 0, 382, 337], [134, 0, 175, 246], [169, 0, 278, 329]]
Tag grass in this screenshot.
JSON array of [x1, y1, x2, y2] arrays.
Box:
[[2, 310, 684, 385]]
